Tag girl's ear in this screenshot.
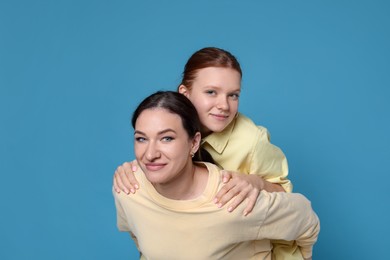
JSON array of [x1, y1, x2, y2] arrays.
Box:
[[178, 84, 190, 98], [191, 132, 201, 155]]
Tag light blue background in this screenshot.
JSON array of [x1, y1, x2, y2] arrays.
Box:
[[1, 1, 389, 259]]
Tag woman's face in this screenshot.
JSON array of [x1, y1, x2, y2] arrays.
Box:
[[179, 67, 241, 135], [134, 108, 199, 186]]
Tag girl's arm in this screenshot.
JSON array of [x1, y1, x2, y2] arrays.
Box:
[[213, 126, 290, 215], [214, 171, 285, 216], [113, 160, 140, 194]]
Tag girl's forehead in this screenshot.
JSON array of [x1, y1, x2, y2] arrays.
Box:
[[195, 67, 240, 76], [192, 67, 241, 90]]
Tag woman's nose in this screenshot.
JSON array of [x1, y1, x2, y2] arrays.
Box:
[[145, 142, 161, 161]]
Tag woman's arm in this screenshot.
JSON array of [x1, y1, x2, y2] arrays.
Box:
[[257, 192, 320, 259]]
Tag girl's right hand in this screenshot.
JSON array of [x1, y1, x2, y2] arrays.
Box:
[[113, 160, 139, 194]]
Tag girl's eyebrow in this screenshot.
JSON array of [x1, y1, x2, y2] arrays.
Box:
[[202, 84, 241, 92]]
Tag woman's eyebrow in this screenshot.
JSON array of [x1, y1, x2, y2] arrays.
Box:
[[134, 130, 145, 135], [134, 129, 176, 135], [157, 129, 176, 135]]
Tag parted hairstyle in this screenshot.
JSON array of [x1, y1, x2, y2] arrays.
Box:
[[178, 47, 243, 90], [131, 91, 214, 163]]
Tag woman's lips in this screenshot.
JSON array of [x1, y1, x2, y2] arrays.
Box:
[[145, 163, 166, 171]]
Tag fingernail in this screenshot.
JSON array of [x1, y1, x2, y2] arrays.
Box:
[[244, 212, 248, 216], [130, 189, 135, 194], [228, 207, 233, 212], [217, 203, 222, 208], [132, 166, 137, 171], [214, 198, 218, 203], [125, 190, 130, 195], [134, 184, 139, 189]]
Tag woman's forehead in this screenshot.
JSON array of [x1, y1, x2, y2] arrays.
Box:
[[137, 108, 182, 127]]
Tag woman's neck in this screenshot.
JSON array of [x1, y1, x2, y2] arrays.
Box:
[[153, 163, 208, 200]]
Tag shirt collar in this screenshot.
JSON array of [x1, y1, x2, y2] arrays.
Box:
[[201, 113, 238, 154]]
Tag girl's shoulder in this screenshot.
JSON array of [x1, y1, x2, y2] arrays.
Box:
[[234, 113, 270, 138]]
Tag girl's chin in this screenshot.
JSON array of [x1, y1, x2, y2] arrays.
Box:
[[206, 125, 228, 134]]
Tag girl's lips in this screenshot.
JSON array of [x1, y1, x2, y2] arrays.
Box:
[[145, 163, 166, 171], [211, 113, 229, 121]]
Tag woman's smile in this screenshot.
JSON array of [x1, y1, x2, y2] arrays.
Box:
[[145, 163, 166, 171]]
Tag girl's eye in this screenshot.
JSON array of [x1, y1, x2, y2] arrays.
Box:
[[229, 93, 240, 100], [205, 90, 216, 95], [162, 136, 174, 142]]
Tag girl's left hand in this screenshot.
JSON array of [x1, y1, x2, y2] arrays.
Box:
[[214, 171, 265, 216]]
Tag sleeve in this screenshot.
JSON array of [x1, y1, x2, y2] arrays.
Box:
[[256, 192, 320, 259], [249, 126, 293, 192], [113, 189, 142, 255], [112, 189, 131, 232]]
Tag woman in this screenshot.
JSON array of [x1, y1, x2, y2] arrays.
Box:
[[113, 91, 319, 260]]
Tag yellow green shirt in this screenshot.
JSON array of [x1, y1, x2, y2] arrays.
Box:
[[202, 113, 292, 192]]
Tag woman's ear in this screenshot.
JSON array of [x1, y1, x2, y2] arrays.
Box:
[[178, 84, 190, 98], [191, 132, 201, 155]]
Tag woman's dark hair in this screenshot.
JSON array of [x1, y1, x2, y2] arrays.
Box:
[[178, 47, 242, 90], [131, 91, 214, 163]]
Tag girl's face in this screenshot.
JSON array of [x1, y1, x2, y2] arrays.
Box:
[[134, 108, 200, 187], [179, 67, 241, 136]]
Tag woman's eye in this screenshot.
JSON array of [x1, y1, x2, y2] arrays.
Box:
[[162, 136, 174, 142], [135, 137, 146, 142]]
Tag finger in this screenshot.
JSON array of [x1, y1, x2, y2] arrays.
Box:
[[115, 168, 131, 194], [123, 169, 140, 191], [227, 195, 245, 212], [242, 192, 259, 216], [131, 159, 139, 172], [113, 174, 120, 193], [216, 185, 244, 208], [214, 181, 235, 203], [225, 184, 253, 212], [118, 165, 140, 194], [120, 172, 137, 194], [123, 161, 140, 190], [221, 170, 233, 183], [114, 169, 128, 193]]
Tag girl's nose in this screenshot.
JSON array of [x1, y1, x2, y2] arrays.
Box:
[[216, 96, 229, 110]]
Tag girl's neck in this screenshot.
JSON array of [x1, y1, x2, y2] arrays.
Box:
[[201, 128, 213, 137]]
